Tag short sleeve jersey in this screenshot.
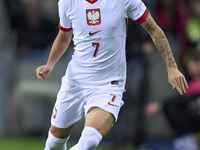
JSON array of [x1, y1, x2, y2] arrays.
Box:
[[58, 0, 149, 89]]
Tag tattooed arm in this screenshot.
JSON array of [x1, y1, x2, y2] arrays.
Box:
[[140, 13, 188, 95], [141, 14, 176, 69]]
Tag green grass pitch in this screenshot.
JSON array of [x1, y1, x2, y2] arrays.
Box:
[[0, 137, 108, 150]]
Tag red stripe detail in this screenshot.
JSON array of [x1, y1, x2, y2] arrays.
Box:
[[59, 23, 72, 32], [135, 9, 149, 24], [85, 0, 98, 4]]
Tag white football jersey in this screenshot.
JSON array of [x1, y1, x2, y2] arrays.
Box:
[[58, 0, 149, 89]]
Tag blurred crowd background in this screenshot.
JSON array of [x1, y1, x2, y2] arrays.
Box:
[[0, 0, 200, 149]]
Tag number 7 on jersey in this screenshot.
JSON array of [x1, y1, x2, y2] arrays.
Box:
[[92, 42, 100, 57]]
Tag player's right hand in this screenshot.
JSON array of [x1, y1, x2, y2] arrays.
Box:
[[36, 64, 53, 81]]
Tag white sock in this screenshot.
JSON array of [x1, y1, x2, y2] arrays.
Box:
[[69, 127, 103, 150], [44, 131, 70, 150]]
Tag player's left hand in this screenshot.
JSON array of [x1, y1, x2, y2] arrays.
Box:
[[167, 67, 188, 95]]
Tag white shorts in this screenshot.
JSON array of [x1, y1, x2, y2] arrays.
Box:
[[51, 77, 124, 128]]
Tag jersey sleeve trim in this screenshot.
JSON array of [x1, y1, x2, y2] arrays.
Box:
[[59, 23, 72, 32], [135, 8, 149, 24], [85, 0, 98, 4]]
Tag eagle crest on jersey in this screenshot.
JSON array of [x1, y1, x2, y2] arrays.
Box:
[[86, 9, 101, 26]]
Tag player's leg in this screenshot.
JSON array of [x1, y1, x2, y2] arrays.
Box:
[[44, 124, 74, 150], [69, 86, 124, 150], [69, 107, 114, 150], [44, 79, 85, 150]]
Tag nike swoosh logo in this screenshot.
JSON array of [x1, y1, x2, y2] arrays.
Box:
[[108, 102, 118, 107], [89, 30, 101, 36]]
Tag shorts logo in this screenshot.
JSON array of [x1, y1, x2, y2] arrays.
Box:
[[52, 106, 57, 119], [86, 8, 101, 26], [108, 94, 118, 107]]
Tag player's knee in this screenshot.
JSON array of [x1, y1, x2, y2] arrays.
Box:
[[50, 125, 73, 139]]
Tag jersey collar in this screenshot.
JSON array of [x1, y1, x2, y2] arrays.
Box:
[[85, 0, 98, 4]]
